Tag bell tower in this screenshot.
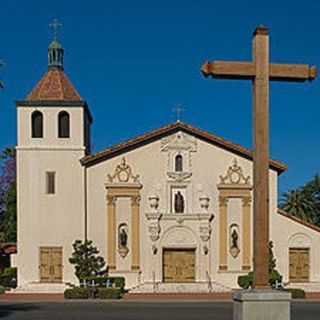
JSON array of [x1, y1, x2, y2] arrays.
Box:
[[15, 23, 92, 288]]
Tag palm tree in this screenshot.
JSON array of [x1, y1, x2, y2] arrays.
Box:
[[304, 175, 320, 224], [280, 188, 316, 223]]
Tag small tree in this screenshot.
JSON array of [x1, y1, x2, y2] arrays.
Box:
[[238, 241, 282, 289], [0, 147, 16, 242], [69, 240, 107, 281]]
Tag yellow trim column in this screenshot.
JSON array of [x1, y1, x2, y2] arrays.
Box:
[[107, 195, 116, 270], [242, 196, 252, 271], [219, 196, 228, 271], [131, 195, 141, 270]]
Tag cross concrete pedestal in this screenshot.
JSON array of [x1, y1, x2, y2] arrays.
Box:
[[233, 290, 291, 320]]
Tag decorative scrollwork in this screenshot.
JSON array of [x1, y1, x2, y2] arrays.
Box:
[[107, 157, 140, 183], [219, 159, 250, 185]]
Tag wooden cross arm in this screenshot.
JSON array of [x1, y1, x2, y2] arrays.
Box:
[[202, 61, 317, 82]]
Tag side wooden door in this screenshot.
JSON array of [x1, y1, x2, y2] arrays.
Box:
[[39, 247, 63, 283], [39, 247, 51, 282], [289, 248, 310, 282]]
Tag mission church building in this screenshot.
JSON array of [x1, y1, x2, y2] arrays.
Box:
[[14, 38, 320, 293]]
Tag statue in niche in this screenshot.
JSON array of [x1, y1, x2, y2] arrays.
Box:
[[174, 191, 185, 213], [119, 228, 128, 248], [231, 229, 239, 249], [229, 226, 240, 258], [118, 224, 129, 258]]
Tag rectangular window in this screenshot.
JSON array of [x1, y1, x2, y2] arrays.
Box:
[[46, 172, 56, 194]]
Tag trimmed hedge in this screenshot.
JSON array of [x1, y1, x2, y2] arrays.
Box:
[[284, 288, 306, 299], [64, 287, 90, 299], [0, 285, 5, 295], [96, 288, 122, 299], [0, 267, 17, 289], [64, 287, 123, 299]]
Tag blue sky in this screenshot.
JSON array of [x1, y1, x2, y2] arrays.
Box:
[[0, 0, 319, 194]]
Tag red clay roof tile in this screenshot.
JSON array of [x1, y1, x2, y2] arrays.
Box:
[[26, 68, 82, 101]]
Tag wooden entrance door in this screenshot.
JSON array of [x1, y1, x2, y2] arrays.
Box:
[[39, 247, 63, 283], [163, 249, 195, 283], [289, 248, 310, 282]]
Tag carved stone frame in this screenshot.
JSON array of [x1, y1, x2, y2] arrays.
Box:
[[217, 160, 252, 272], [105, 184, 142, 271]]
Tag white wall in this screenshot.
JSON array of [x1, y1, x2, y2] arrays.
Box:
[[16, 104, 87, 287]]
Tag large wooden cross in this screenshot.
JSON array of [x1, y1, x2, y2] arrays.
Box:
[[202, 26, 316, 288]]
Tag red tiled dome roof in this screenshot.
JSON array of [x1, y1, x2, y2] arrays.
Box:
[[26, 68, 82, 101]]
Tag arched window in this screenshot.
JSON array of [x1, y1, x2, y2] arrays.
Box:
[[31, 111, 43, 138], [175, 154, 183, 172], [58, 111, 70, 138]]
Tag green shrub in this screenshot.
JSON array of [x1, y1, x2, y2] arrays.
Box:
[[238, 272, 253, 289], [0, 285, 5, 294], [64, 287, 90, 299], [0, 267, 17, 288], [238, 270, 282, 289], [112, 277, 125, 289], [269, 270, 282, 287], [96, 288, 122, 299], [238, 241, 283, 289], [284, 288, 306, 299]]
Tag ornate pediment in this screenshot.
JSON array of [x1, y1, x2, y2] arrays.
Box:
[[161, 131, 197, 152], [107, 157, 140, 183], [219, 159, 250, 185]]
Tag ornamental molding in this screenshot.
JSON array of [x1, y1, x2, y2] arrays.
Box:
[[200, 222, 212, 242], [161, 131, 197, 152], [107, 157, 140, 184], [160, 213, 214, 221], [161, 132, 197, 176], [219, 159, 250, 185], [145, 213, 162, 242], [167, 171, 192, 182]]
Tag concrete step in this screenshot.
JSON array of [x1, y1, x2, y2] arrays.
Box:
[[129, 281, 231, 293], [285, 282, 320, 292], [12, 283, 68, 294]]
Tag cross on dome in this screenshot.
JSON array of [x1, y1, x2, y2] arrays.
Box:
[[49, 18, 62, 41]]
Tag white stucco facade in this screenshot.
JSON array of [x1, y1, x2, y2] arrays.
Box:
[[14, 42, 320, 292], [15, 107, 320, 292]]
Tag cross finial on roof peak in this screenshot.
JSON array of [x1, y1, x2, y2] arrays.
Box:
[[49, 18, 62, 41], [48, 19, 64, 70], [173, 104, 185, 122]]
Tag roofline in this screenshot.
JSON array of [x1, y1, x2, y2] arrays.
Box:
[[277, 208, 320, 234], [81, 121, 287, 173], [16, 100, 93, 123]]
